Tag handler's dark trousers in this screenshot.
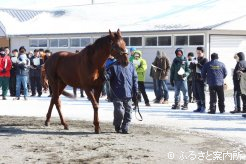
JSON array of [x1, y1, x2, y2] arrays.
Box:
[[209, 85, 225, 113], [113, 98, 132, 132]]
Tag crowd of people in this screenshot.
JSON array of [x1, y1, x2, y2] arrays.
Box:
[[1, 45, 246, 133], [0, 46, 52, 100], [119, 46, 246, 117]]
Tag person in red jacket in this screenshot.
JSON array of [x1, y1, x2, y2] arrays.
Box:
[[0, 47, 12, 100]]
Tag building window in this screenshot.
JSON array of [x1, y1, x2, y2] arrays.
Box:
[[59, 39, 68, 47], [30, 40, 38, 47], [80, 38, 90, 47], [70, 38, 80, 47], [189, 35, 204, 45], [123, 37, 129, 46], [70, 38, 91, 47], [145, 37, 157, 46], [130, 37, 142, 46], [49, 39, 58, 47], [29, 39, 47, 47], [175, 36, 188, 46], [158, 36, 171, 46], [49, 39, 68, 47]]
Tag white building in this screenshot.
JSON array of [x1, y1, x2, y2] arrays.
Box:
[[1, 0, 246, 88]]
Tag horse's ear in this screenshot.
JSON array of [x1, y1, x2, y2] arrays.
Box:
[[117, 29, 122, 37], [109, 29, 114, 39]]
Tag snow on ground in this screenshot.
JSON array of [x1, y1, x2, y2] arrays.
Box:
[[0, 88, 246, 147]]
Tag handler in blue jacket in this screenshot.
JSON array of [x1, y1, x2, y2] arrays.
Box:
[[202, 53, 227, 114], [106, 60, 138, 134]]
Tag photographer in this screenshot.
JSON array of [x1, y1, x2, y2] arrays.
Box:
[[15, 46, 30, 100], [191, 47, 208, 113], [187, 52, 196, 103], [29, 49, 44, 97]]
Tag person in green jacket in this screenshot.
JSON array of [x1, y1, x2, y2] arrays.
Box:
[[132, 50, 150, 106], [170, 48, 190, 110], [129, 47, 136, 63]]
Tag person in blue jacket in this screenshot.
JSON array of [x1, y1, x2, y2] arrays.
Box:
[[106, 59, 138, 134], [202, 53, 227, 114]]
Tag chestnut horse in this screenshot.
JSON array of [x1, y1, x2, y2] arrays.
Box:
[[44, 29, 128, 133]]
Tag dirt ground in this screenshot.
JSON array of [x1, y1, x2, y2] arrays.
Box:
[[0, 116, 245, 164]]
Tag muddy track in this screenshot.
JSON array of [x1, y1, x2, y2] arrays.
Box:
[[0, 116, 245, 163]]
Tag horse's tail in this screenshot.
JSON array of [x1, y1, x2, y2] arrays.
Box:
[[41, 64, 49, 91], [62, 90, 76, 99]]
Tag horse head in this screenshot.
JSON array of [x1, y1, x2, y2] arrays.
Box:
[[109, 29, 129, 67]]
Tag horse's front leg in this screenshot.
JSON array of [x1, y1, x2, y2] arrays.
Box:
[[85, 89, 101, 134]]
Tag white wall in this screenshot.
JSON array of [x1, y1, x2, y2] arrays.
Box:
[[210, 35, 246, 89], [10, 36, 29, 51]]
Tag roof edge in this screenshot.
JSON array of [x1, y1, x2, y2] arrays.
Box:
[[210, 14, 246, 29], [8, 28, 212, 37]]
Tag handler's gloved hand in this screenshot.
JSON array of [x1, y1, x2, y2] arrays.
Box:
[[1, 68, 6, 73], [132, 92, 138, 107]]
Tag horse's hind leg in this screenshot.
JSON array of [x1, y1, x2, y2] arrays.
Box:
[[45, 81, 68, 130]]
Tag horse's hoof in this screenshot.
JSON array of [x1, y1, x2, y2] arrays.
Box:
[[64, 126, 69, 130], [95, 128, 101, 134], [45, 121, 49, 126]]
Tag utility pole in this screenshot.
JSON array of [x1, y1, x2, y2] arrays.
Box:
[[91, 0, 94, 5]]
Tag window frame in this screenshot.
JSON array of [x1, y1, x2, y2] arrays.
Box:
[[70, 37, 91, 48], [189, 34, 204, 46], [174, 35, 188, 46], [129, 36, 142, 47], [143, 35, 172, 47], [174, 34, 205, 47], [144, 36, 157, 47], [158, 35, 172, 47], [29, 38, 48, 48], [49, 38, 69, 48]]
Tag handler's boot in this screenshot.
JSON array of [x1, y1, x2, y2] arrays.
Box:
[[171, 103, 180, 110], [230, 108, 241, 114], [181, 103, 188, 110]]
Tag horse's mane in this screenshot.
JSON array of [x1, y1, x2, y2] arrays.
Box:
[[80, 35, 111, 57]]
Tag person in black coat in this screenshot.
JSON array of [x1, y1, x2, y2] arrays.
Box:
[[29, 49, 44, 97], [9, 49, 18, 96], [191, 47, 208, 113], [230, 52, 246, 114]]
